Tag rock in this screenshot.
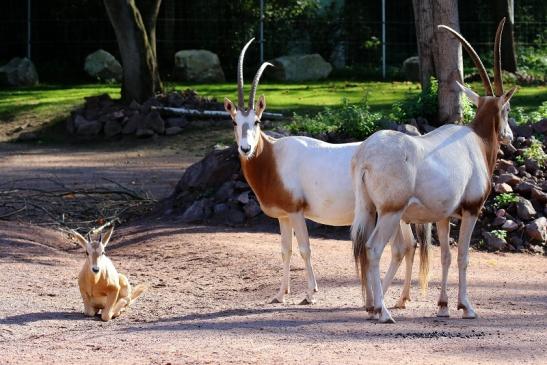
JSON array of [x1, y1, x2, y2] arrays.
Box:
[[167, 92, 184, 107], [514, 181, 535, 195], [398, 124, 421, 136], [530, 245, 545, 255], [501, 220, 519, 232], [166, 117, 189, 129], [422, 124, 436, 134], [135, 128, 155, 138], [496, 159, 514, 171], [165, 126, 183, 136], [524, 159, 540, 174], [243, 199, 262, 218], [532, 118, 547, 134], [378, 119, 399, 131], [269, 54, 332, 81], [234, 181, 250, 190], [175, 146, 239, 191], [215, 181, 235, 201], [174, 49, 225, 82], [264, 130, 286, 139], [122, 114, 142, 135], [492, 216, 507, 226], [17, 132, 38, 142], [144, 111, 165, 134], [237, 191, 250, 205], [228, 206, 246, 225], [0, 57, 39, 86], [211, 203, 245, 225], [140, 97, 162, 113], [498, 173, 521, 186], [84, 49, 122, 82], [516, 198, 537, 221], [508, 235, 523, 248], [482, 231, 507, 251], [496, 209, 506, 217], [513, 124, 533, 138], [181, 199, 212, 223], [129, 100, 141, 110], [76, 119, 102, 136], [494, 183, 513, 193], [531, 188, 547, 204], [104, 120, 122, 137], [401, 56, 420, 82], [525, 217, 547, 242]]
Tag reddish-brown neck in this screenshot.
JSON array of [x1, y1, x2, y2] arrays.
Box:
[[469, 98, 501, 176]]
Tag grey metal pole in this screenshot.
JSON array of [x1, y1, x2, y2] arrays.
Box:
[[27, 0, 31, 59], [381, 0, 386, 79], [259, 0, 264, 64]]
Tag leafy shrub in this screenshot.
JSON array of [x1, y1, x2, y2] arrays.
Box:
[[516, 137, 547, 167], [389, 77, 438, 122], [494, 193, 519, 208], [491, 230, 507, 240], [512, 101, 547, 125], [287, 98, 381, 140]]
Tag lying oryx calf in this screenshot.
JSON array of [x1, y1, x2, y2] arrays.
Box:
[[73, 226, 146, 321]]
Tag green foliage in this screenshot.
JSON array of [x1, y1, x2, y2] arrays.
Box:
[[461, 94, 475, 124], [287, 98, 381, 139], [494, 193, 519, 208], [490, 230, 507, 240], [518, 137, 547, 167], [512, 101, 547, 125], [389, 77, 438, 122]]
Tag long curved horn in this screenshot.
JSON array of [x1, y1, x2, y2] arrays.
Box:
[[438, 25, 494, 96], [493, 18, 506, 96], [248, 62, 273, 110], [237, 38, 255, 109]]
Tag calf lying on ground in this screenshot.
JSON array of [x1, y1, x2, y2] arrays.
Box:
[[73, 226, 146, 321]]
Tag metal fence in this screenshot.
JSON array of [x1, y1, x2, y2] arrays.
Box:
[[1, 15, 545, 81]]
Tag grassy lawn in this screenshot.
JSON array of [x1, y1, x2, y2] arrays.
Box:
[[0, 81, 545, 135]]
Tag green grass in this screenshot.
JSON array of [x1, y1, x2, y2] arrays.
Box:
[[0, 81, 545, 128]]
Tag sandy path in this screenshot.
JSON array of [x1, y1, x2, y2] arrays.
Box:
[[1, 221, 546, 364]]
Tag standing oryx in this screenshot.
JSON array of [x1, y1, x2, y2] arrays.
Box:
[[224, 38, 430, 307], [351, 19, 517, 323]]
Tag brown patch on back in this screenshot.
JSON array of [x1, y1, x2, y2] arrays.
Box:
[[240, 133, 306, 215]]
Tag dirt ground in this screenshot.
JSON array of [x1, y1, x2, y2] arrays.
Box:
[[1, 138, 546, 365]]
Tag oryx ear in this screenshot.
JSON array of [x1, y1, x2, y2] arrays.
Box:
[[71, 231, 88, 250], [454, 81, 479, 106], [501, 86, 518, 108], [224, 98, 237, 119], [101, 225, 115, 247], [255, 95, 266, 120]]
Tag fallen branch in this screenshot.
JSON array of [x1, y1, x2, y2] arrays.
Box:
[[152, 106, 284, 120]]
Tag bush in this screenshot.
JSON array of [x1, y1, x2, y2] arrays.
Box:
[[512, 101, 547, 125], [494, 193, 519, 208], [516, 137, 547, 167], [389, 77, 438, 122], [287, 98, 381, 140]]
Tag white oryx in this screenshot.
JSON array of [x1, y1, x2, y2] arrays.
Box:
[[224, 39, 430, 307], [351, 19, 517, 323]]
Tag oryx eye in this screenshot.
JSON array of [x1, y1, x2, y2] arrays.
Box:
[[232, 121, 237, 127]]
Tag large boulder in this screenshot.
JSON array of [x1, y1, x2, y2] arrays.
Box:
[[174, 50, 225, 82], [269, 54, 332, 81], [84, 49, 122, 82], [401, 56, 420, 82], [0, 57, 39, 86]]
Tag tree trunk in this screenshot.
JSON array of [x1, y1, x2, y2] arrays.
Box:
[[103, 0, 163, 103], [412, 0, 463, 124], [494, 0, 517, 72]]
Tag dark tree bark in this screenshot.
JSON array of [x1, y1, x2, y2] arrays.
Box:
[[494, 0, 517, 72], [412, 0, 463, 124], [103, 0, 163, 103], [160, 0, 176, 69]]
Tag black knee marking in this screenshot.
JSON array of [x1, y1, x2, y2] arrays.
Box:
[[457, 303, 466, 310], [438, 300, 448, 308]]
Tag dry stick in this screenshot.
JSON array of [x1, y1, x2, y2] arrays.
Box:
[[152, 106, 284, 120]]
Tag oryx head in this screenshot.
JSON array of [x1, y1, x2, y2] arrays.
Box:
[[440, 18, 517, 145], [224, 38, 273, 158], [73, 226, 115, 275]]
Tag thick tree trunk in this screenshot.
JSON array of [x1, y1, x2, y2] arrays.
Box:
[[160, 0, 176, 69], [494, 0, 517, 72], [412, 0, 463, 124], [103, 0, 163, 103]]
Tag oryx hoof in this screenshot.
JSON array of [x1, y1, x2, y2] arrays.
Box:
[[269, 297, 285, 304], [299, 297, 315, 305]]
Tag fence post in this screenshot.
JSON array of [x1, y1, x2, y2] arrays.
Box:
[[260, 0, 264, 64], [27, 0, 32, 59], [381, 0, 386, 79]]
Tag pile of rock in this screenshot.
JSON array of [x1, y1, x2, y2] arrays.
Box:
[[0, 57, 39, 86], [164, 145, 266, 226], [66, 90, 223, 138], [478, 121, 547, 254]]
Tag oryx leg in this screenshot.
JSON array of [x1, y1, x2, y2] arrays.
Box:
[[270, 217, 293, 304], [457, 212, 478, 319], [436, 218, 451, 317], [79, 287, 97, 317], [392, 224, 416, 309], [101, 287, 120, 322], [367, 212, 402, 323], [382, 223, 409, 308], [289, 213, 318, 305]]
